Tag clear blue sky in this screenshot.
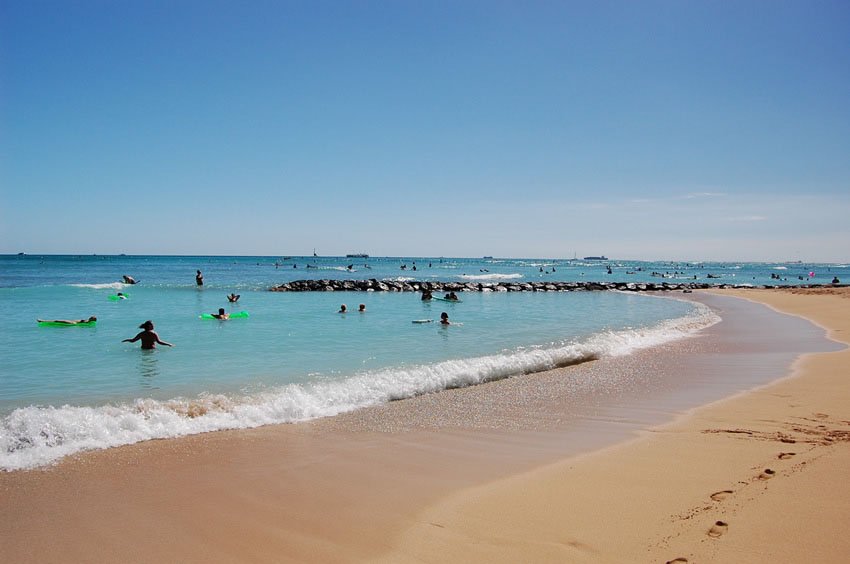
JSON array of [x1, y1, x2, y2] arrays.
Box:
[[2, 1, 848, 261]]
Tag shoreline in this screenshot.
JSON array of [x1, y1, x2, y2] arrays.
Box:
[[383, 287, 850, 563], [1, 289, 847, 562]]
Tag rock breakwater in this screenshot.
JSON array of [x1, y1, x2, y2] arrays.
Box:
[[270, 280, 844, 293]]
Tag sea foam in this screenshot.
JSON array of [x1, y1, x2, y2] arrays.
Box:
[[70, 282, 127, 290], [458, 273, 523, 281], [0, 302, 719, 471]]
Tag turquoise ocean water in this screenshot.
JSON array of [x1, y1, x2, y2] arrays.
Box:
[[0, 255, 844, 470]]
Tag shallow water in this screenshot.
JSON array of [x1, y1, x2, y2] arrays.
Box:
[[3, 254, 843, 470]]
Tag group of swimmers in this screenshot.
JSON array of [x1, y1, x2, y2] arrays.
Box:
[[338, 302, 452, 324], [39, 269, 241, 349], [419, 290, 459, 301], [41, 268, 462, 349]]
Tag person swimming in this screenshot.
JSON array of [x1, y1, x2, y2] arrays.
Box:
[[122, 320, 173, 349], [122, 275, 137, 284], [227, 293, 240, 303], [358, 304, 366, 312], [440, 312, 450, 325], [37, 316, 97, 325], [338, 304, 347, 313], [211, 308, 230, 319]]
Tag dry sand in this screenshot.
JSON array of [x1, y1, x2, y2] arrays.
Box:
[[2, 287, 848, 563]]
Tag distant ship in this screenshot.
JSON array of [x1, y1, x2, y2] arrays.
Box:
[[483, 256, 494, 259], [583, 256, 609, 261], [346, 253, 369, 258]]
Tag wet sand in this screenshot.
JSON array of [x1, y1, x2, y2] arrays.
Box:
[[1, 288, 847, 562]]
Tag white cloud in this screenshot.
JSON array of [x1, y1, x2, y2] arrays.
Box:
[[682, 191, 727, 199]]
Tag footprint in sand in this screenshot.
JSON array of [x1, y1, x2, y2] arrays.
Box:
[[710, 490, 734, 502], [758, 468, 776, 480], [778, 452, 796, 460], [666, 558, 688, 563], [708, 520, 728, 538]]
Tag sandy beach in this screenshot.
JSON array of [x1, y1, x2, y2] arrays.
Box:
[[2, 287, 849, 563]]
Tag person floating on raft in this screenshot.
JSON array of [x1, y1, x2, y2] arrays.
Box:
[[123, 320, 173, 349], [200, 310, 248, 320], [37, 316, 97, 326]]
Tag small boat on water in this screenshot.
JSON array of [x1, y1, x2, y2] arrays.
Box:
[[583, 256, 609, 261], [346, 253, 369, 258]]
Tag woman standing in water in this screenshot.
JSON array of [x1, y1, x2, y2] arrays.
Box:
[[123, 320, 173, 349]]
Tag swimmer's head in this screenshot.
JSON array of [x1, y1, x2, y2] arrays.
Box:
[[139, 320, 154, 329], [88, 316, 97, 322], [219, 308, 225, 315]]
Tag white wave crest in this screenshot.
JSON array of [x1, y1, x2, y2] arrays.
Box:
[[458, 273, 523, 281], [69, 282, 127, 290], [0, 303, 719, 471]]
